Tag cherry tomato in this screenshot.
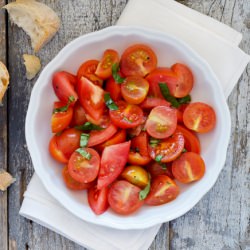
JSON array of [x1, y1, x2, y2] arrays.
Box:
[[120, 44, 157, 77], [140, 97, 170, 110], [176, 104, 188, 124], [183, 102, 216, 133], [146, 162, 174, 179], [172, 152, 205, 183], [121, 76, 149, 104], [62, 166, 95, 190], [49, 136, 68, 164], [127, 114, 147, 137], [95, 49, 119, 79], [175, 125, 201, 154], [77, 59, 103, 86], [145, 106, 177, 139], [108, 180, 143, 215], [171, 63, 194, 98], [52, 71, 78, 105], [109, 101, 144, 129], [88, 185, 109, 215], [145, 175, 179, 206], [97, 141, 131, 189], [78, 77, 105, 121], [121, 166, 149, 188], [105, 77, 122, 101], [146, 68, 178, 98], [68, 148, 100, 183], [148, 131, 184, 163], [51, 102, 73, 133], [70, 101, 87, 126]]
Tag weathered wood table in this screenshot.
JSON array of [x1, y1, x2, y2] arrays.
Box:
[[0, 0, 249, 249]]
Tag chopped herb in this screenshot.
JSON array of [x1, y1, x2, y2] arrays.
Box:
[[159, 162, 167, 170], [112, 63, 125, 84], [104, 93, 118, 110], [182, 148, 187, 153], [139, 177, 151, 200], [177, 95, 191, 104], [158, 83, 180, 108], [53, 95, 75, 113], [149, 138, 161, 147], [123, 116, 132, 123], [75, 122, 103, 131], [80, 133, 89, 147], [76, 148, 92, 160], [155, 155, 163, 162]]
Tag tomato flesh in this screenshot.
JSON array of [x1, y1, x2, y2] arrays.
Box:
[[140, 97, 170, 110], [105, 77, 122, 101], [70, 101, 87, 126], [146, 162, 174, 179], [49, 136, 68, 164]]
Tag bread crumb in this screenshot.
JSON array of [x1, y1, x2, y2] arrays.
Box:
[[0, 169, 15, 191], [0, 61, 10, 103], [23, 54, 41, 80]]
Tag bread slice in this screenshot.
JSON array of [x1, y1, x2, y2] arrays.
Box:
[[0, 61, 10, 103], [23, 54, 41, 80], [0, 169, 15, 191], [3, 0, 60, 52]]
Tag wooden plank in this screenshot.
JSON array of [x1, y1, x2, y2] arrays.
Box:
[[0, 0, 8, 250], [170, 1, 250, 249]]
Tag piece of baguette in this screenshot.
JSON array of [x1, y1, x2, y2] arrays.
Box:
[[3, 0, 60, 52], [23, 54, 41, 80], [0, 61, 10, 103], [0, 169, 15, 191]]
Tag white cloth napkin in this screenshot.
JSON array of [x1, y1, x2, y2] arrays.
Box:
[[20, 0, 250, 250]]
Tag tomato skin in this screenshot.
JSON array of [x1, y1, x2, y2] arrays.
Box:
[[109, 101, 144, 129], [172, 152, 205, 183], [177, 104, 188, 124], [108, 180, 144, 215], [68, 148, 100, 183], [70, 101, 87, 126], [183, 102, 216, 133], [97, 141, 131, 189], [148, 131, 185, 163], [88, 185, 109, 215], [171, 63, 194, 98], [140, 97, 170, 110], [146, 162, 174, 179], [95, 49, 119, 79], [145, 106, 177, 139], [105, 77, 122, 101], [145, 175, 179, 206], [62, 166, 95, 190], [120, 44, 157, 77], [51, 102, 73, 133], [52, 71, 78, 105], [49, 136, 68, 164]]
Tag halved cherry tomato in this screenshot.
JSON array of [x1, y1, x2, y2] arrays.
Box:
[[140, 97, 170, 110], [52, 71, 78, 105], [175, 125, 201, 154], [109, 101, 144, 129], [121, 166, 149, 188], [95, 49, 119, 79], [105, 76, 122, 101], [120, 44, 157, 77], [176, 104, 188, 124], [183, 102, 216, 133], [49, 136, 68, 164], [146, 162, 174, 179], [148, 131, 184, 163], [108, 180, 143, 215], [171, 63, 194, 98], [121, 76, 149, 104], [127, 114, 147, 137], [97, 141, 131, 189], [78, 77, 105, 121], [172, 152, 205, 183], [146, 68, 178, 98], [145, 106, 177, 139], [88, 185, 109, 215], [51, 102, 73, 133], [77, 59, 103, 86], [95, 129, 126, 152], [145, 175, 179, 206], [70, 101, 87, 126], [68, 148, 100, 183], [62, 166, 95, 190]]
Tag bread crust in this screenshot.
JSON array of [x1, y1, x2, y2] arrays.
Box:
[[0, 61, 10, 103], [23, 54, 41, 80]]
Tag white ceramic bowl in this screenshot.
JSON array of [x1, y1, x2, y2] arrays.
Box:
[[25, 26, 231, 229]]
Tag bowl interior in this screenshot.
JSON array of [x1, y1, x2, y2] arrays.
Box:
[[26, 26, 231, 229]]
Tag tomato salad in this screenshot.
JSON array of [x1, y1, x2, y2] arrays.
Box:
[[49, 44, 216, 216]]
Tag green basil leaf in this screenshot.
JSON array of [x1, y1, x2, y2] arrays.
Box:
[[139, 178, 151, 200], [182, 148, 187, 153], [149, 138, 161, 147], [159, 162, 167, 170], [158, 83, 180, 108], [155, 155, 163, 162], [80, 133, 90, 147], [112, 63, 125, 84], [53, 95, 75, 114], [75, 122, 103, 131], [76, 148, 92, 160], [104, 93, 118, 110], [177, 95, 191, 104]]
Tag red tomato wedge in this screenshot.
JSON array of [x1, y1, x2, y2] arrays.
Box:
[[176, 104, 188, 124], [145, 175, 179, 206], [109, 101, 144, 129], [140, 97, 170, 110], [145, 106, 177, 139], [146, 162, 174, 179], [108, 180, 144, 215], [172, 152, 205, 183], [121, 76, 149, 104], [105, 77, 122, 101], [70, 101, 87, 126], [51, 102, 73, 133], [183, 102, 216, 133], [97, 141, 131, 189], [88, 185, 109, 215], [62, 166, 95, 190], [120, 44, 157, 77], [68, 148, 100, 183], [78, 77, 105, 121], [148, 131, 185, 163], [49, 136, 68, 164], [171, 63, 194, 98], [95, 49, 119, 79]]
